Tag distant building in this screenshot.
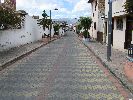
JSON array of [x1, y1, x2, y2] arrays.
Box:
[[32, 15, 39, 19]]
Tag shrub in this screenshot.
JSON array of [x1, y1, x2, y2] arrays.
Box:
[[53, 24, 60, 35], [83, 30, 90, 38]]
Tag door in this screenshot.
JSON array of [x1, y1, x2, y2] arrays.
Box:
[[125, 16, 133, 49]]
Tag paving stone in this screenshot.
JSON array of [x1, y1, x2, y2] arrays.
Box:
[[0, 31, 132, 99], [81, 35, 133, 94]]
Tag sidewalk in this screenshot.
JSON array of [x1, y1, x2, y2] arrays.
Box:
[[79, 37, 133, 94], [0, 37, 58, 70]]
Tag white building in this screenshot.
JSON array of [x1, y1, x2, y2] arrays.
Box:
[[0, 14, 57, 51], [88, 0, 105, 43], [89, 0, 133, 51], [105, 0, 133, 50], [0, 15, 44, 51]]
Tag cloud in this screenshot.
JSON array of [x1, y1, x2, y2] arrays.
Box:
[[64, 0, 78, 4], [16, 0, 91, 19], [73, 0, 91, 12]]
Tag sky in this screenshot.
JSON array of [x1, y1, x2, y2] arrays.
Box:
[[16, 0, 92, 19]]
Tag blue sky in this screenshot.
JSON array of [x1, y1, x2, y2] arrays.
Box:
[[16, 0, 92, 19]]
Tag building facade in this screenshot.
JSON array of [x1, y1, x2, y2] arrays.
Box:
[[89, 0, 133, 51], [88, 0, 105, 43], [105, 0, 133, 50]]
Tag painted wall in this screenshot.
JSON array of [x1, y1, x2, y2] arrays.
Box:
[[59, 28, 65, 36], [113, 17, 126, 50], [105, 0, 126, 18], [89, 0, 98, 39], [105, 0, 127, 51], [89, 0, 105, 39], [44, 25, 54, 37], [0, 15, 48, 51]]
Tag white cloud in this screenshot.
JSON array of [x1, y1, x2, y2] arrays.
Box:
[[64, 0, 78, 4], [16, 0, 92, 19], [39, 3, 59, 10], [73, 0, 91, 12]]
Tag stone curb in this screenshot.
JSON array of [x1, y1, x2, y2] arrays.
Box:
[[0, 38, 57, 71], [82, 41, 133, 93], [75, 33, 133, 94]]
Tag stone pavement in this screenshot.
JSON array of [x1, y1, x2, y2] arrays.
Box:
[[0, 37, 56, 70], [0, 31, 132, 100], [79, 35, 133, 94]]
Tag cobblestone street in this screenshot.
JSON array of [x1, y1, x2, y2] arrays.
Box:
[[0, 31, 132, 100]]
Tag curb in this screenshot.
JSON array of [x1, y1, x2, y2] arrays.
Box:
[[75, 33, 133, 95], [82, 41, 133, 94], [0, 38, 57, 71]]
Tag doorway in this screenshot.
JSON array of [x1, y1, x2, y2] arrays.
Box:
[[125, 16, 133, 49]]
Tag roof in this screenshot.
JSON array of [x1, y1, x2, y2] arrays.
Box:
[[16, 10, 28, 15], [88, 0, 94, 3]]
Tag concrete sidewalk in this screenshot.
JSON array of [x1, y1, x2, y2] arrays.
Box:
[[0, 37, 58, 70], [79, 37, 133, 94]]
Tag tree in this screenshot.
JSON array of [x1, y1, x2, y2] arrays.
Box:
[[78, 17, 92, 38], [79, 17, 92, 31], [53, 24, 60, 35], [38, 10, 51, 30], [76, 22, 82, 34], [123, 0, 133, 14], [42, 10, 48, 18], [0, 5, 21, 30]]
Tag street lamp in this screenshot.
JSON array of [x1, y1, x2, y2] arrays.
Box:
[[107, 0, 112, 61], [49, 8, 58, 40]]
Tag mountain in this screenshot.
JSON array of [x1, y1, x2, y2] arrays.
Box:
[[53, 18, 78, 25]]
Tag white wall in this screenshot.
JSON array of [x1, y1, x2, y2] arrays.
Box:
[[59, 28, 64, 36], [113, 17, 126, 50], [0, 15, 47, 51], [89, 0, 104, 39], [91, 0, 98, 39], [44, 25, 54, 37], [105, 0, 126, 18], [51, 25, 54, 37]]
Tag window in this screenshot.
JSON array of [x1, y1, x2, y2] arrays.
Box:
[[116, 18, 123, 30], [95, 1, 97, 11], [94, 22, 96, 30]]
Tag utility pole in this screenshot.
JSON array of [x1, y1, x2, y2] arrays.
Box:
[[107, 0, 112, 61], [49, 10, 52, 40]]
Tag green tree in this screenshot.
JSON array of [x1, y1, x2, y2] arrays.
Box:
[[38, 10, 51, 30], [0, 6, 21, 30], [42, 10, 48, 18], [123, 0, 133, 14], [53, 24, 60, 35], [76, 22, 82, 34], [79, 17, 92, 31], [79, 17, 92, 38]]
